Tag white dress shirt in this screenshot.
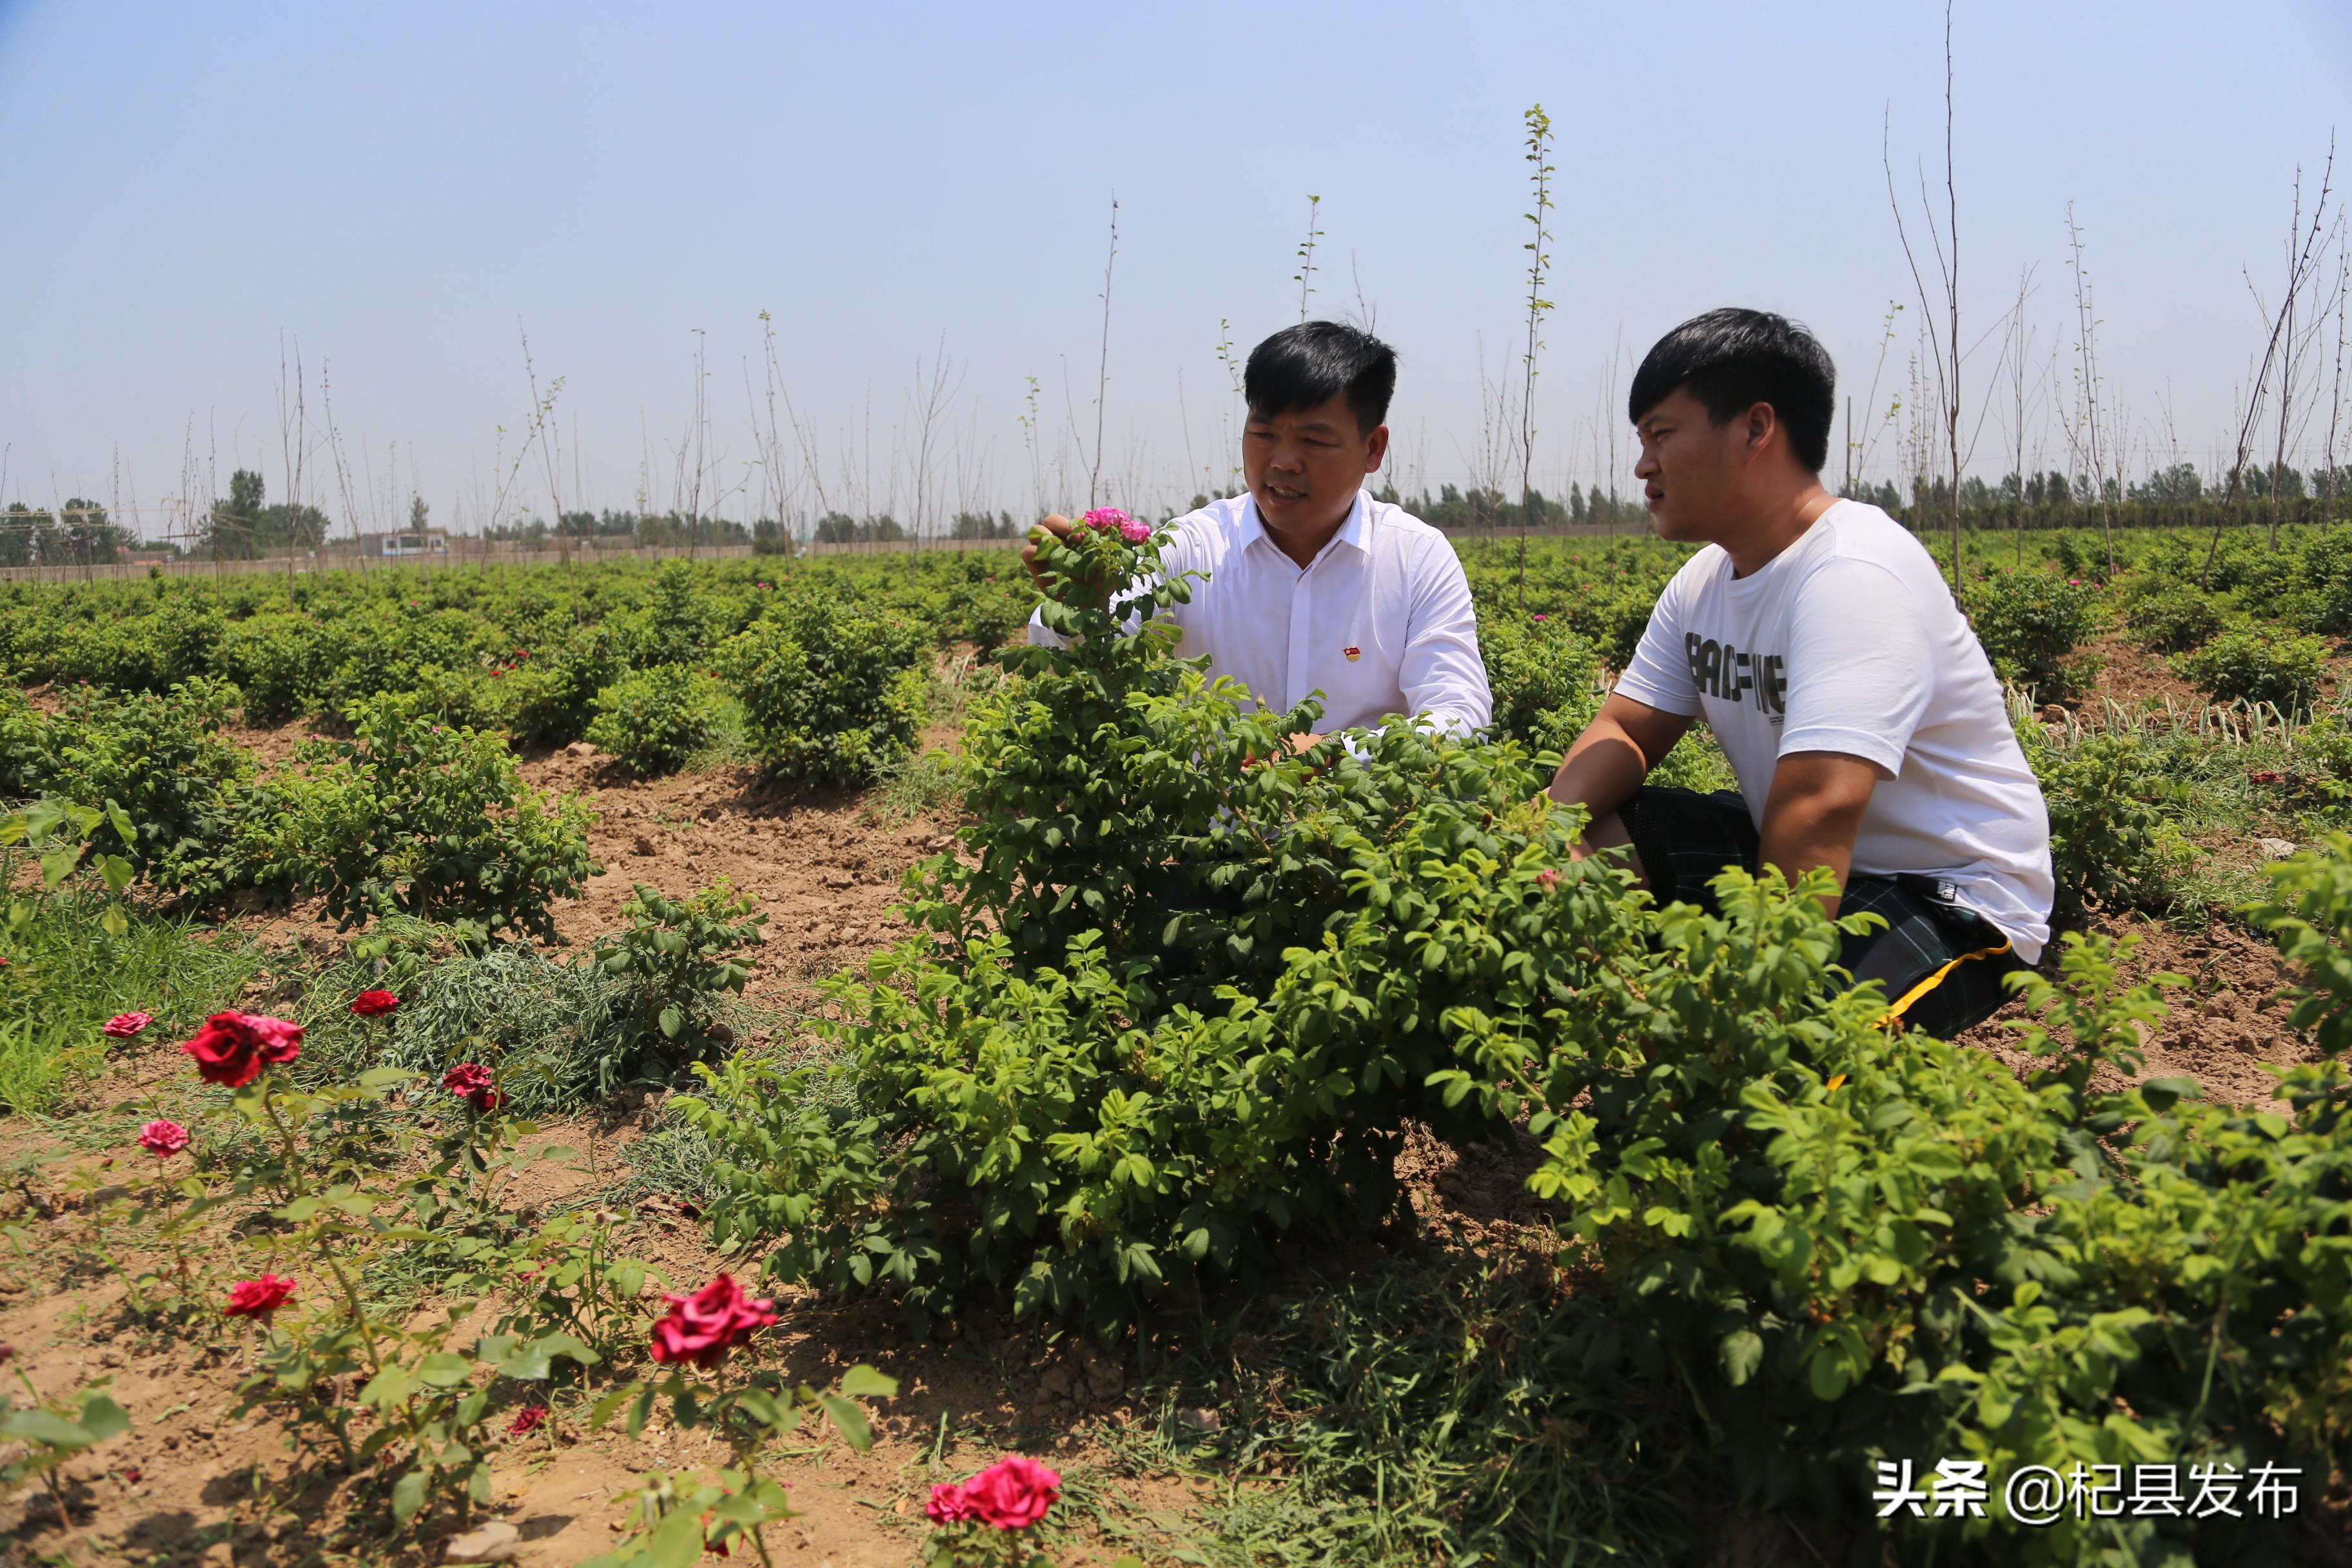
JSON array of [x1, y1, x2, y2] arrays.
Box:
[[1028, 490, 1492, 735]]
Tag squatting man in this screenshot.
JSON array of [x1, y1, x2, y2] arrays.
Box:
[[1543, 308, 2054, 1035]]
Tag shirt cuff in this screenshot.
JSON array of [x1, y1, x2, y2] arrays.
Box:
[[1026, 605, 1067, 649], [1610, 671, 1701, 718], [1778, 725, 1905, 778]]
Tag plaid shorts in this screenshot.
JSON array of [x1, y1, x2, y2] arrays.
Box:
[[1616, 785, 2028, 1038]]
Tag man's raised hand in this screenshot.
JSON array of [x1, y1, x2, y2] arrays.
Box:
[[1020, 514, 1077, 591]]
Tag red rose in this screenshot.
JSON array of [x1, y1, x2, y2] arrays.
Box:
[[225, 1275, 296, 1320], [925, 1482, 979, 1524], [957, 1455, 1061, 1530], [138, 1119, 191, 1157], [103, 1011, 155, 1039], [351, 990, 400, 1017], [2249, 770, 2284, 785], [181, 1013, 303, 1087], [648, 1275, 779, 1368], [441, 1062, 504, 1113], [506, 1404, 549, 1437]]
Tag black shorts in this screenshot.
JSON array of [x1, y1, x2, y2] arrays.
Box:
[[1616, 785, 2029, 1039]]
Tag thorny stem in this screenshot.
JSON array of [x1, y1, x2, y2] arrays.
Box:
[[257, 1086, 382, 1377]]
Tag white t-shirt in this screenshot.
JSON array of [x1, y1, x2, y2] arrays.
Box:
[[1614, 500, 2053, 962]]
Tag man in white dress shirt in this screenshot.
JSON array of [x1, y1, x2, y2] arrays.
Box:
[[1024, 322, 1492, 743]]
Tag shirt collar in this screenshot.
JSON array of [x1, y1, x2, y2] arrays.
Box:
[[1239, 488, 1371, 566]]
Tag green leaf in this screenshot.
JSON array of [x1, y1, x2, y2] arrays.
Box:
[[647, 1507, 704, 1568], [658, 1006, 683, 1040], [585, 1384, 638, 1430], [98, 855, 135, 896], [74, 1395, 129, 1442], [360, 1365, 418, 1408], [1718, 1329, 1763, 1387], [0, 1410, 92, 1449], [836, 1365, 897, 1399], [39, 847, 79, 890], [391, 1465, 429, 1524], [416, 1353, 473, 1388], [818, 1393, 872, 1452]]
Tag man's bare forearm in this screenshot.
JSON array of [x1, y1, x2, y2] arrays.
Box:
[[1547, 720, 1649, 818], [1757, 751, 1881, 917]]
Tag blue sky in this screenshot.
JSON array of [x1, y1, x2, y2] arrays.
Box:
[[2, 0, 2347, 538]]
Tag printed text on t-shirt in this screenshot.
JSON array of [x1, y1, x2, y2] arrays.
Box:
[[1685, 632, 1787, 720]]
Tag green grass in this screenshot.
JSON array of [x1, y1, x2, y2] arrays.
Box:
[[1077, 1252, 1699, 1567], [0, 874, 263, 1116]]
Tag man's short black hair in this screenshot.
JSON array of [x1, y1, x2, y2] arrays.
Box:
[[1245, 320, 1396, 436], [1627, 309, 1837, 473]]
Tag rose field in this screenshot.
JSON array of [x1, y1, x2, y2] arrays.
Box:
[[1, 517, 2351, 1566]]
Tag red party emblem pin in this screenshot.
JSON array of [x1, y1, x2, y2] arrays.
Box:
[[1343, 645, 1361, 662]]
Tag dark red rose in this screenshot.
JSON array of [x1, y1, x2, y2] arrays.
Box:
[[441, 1062, 504, 1113], [350, 990, 400, 1017], [181, 1013, 303, 1087], [506, 1404, 549, 1437]]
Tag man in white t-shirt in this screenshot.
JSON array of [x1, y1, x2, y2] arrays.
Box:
[[1023, 322, 1491, 741], [1545, 308, 2053, 1037]]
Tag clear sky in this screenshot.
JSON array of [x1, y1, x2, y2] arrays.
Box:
[[3, 0, 2348, 540]]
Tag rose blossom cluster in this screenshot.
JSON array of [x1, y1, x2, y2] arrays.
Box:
[[1081, 507, 1152, 545], [181, 1012, 303, 1087], [926, 1454, 1061, 1531], [648, 1274, 779, 1367], [442, 1061, 504, 1113]]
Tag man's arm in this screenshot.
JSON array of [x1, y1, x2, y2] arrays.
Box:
[[1757, 750, 1883, 917], [1545, 693, 1692, 855], [1395, 542, 1493, 736]]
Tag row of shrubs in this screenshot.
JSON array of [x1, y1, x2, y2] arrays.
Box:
[[0, 555, 992, 770], [0, 681, 602, 932], [671, 519, 2352, 1559]]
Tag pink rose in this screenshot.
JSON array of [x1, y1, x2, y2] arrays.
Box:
[[925, 1482, 979, 1524], [103, 1011, 155, 1039], [138, 1119, 191, 1157], [959, 1454, 1061, 1530], [1119, 518, 1151, 543], [181, 1013, 303, 1087]]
